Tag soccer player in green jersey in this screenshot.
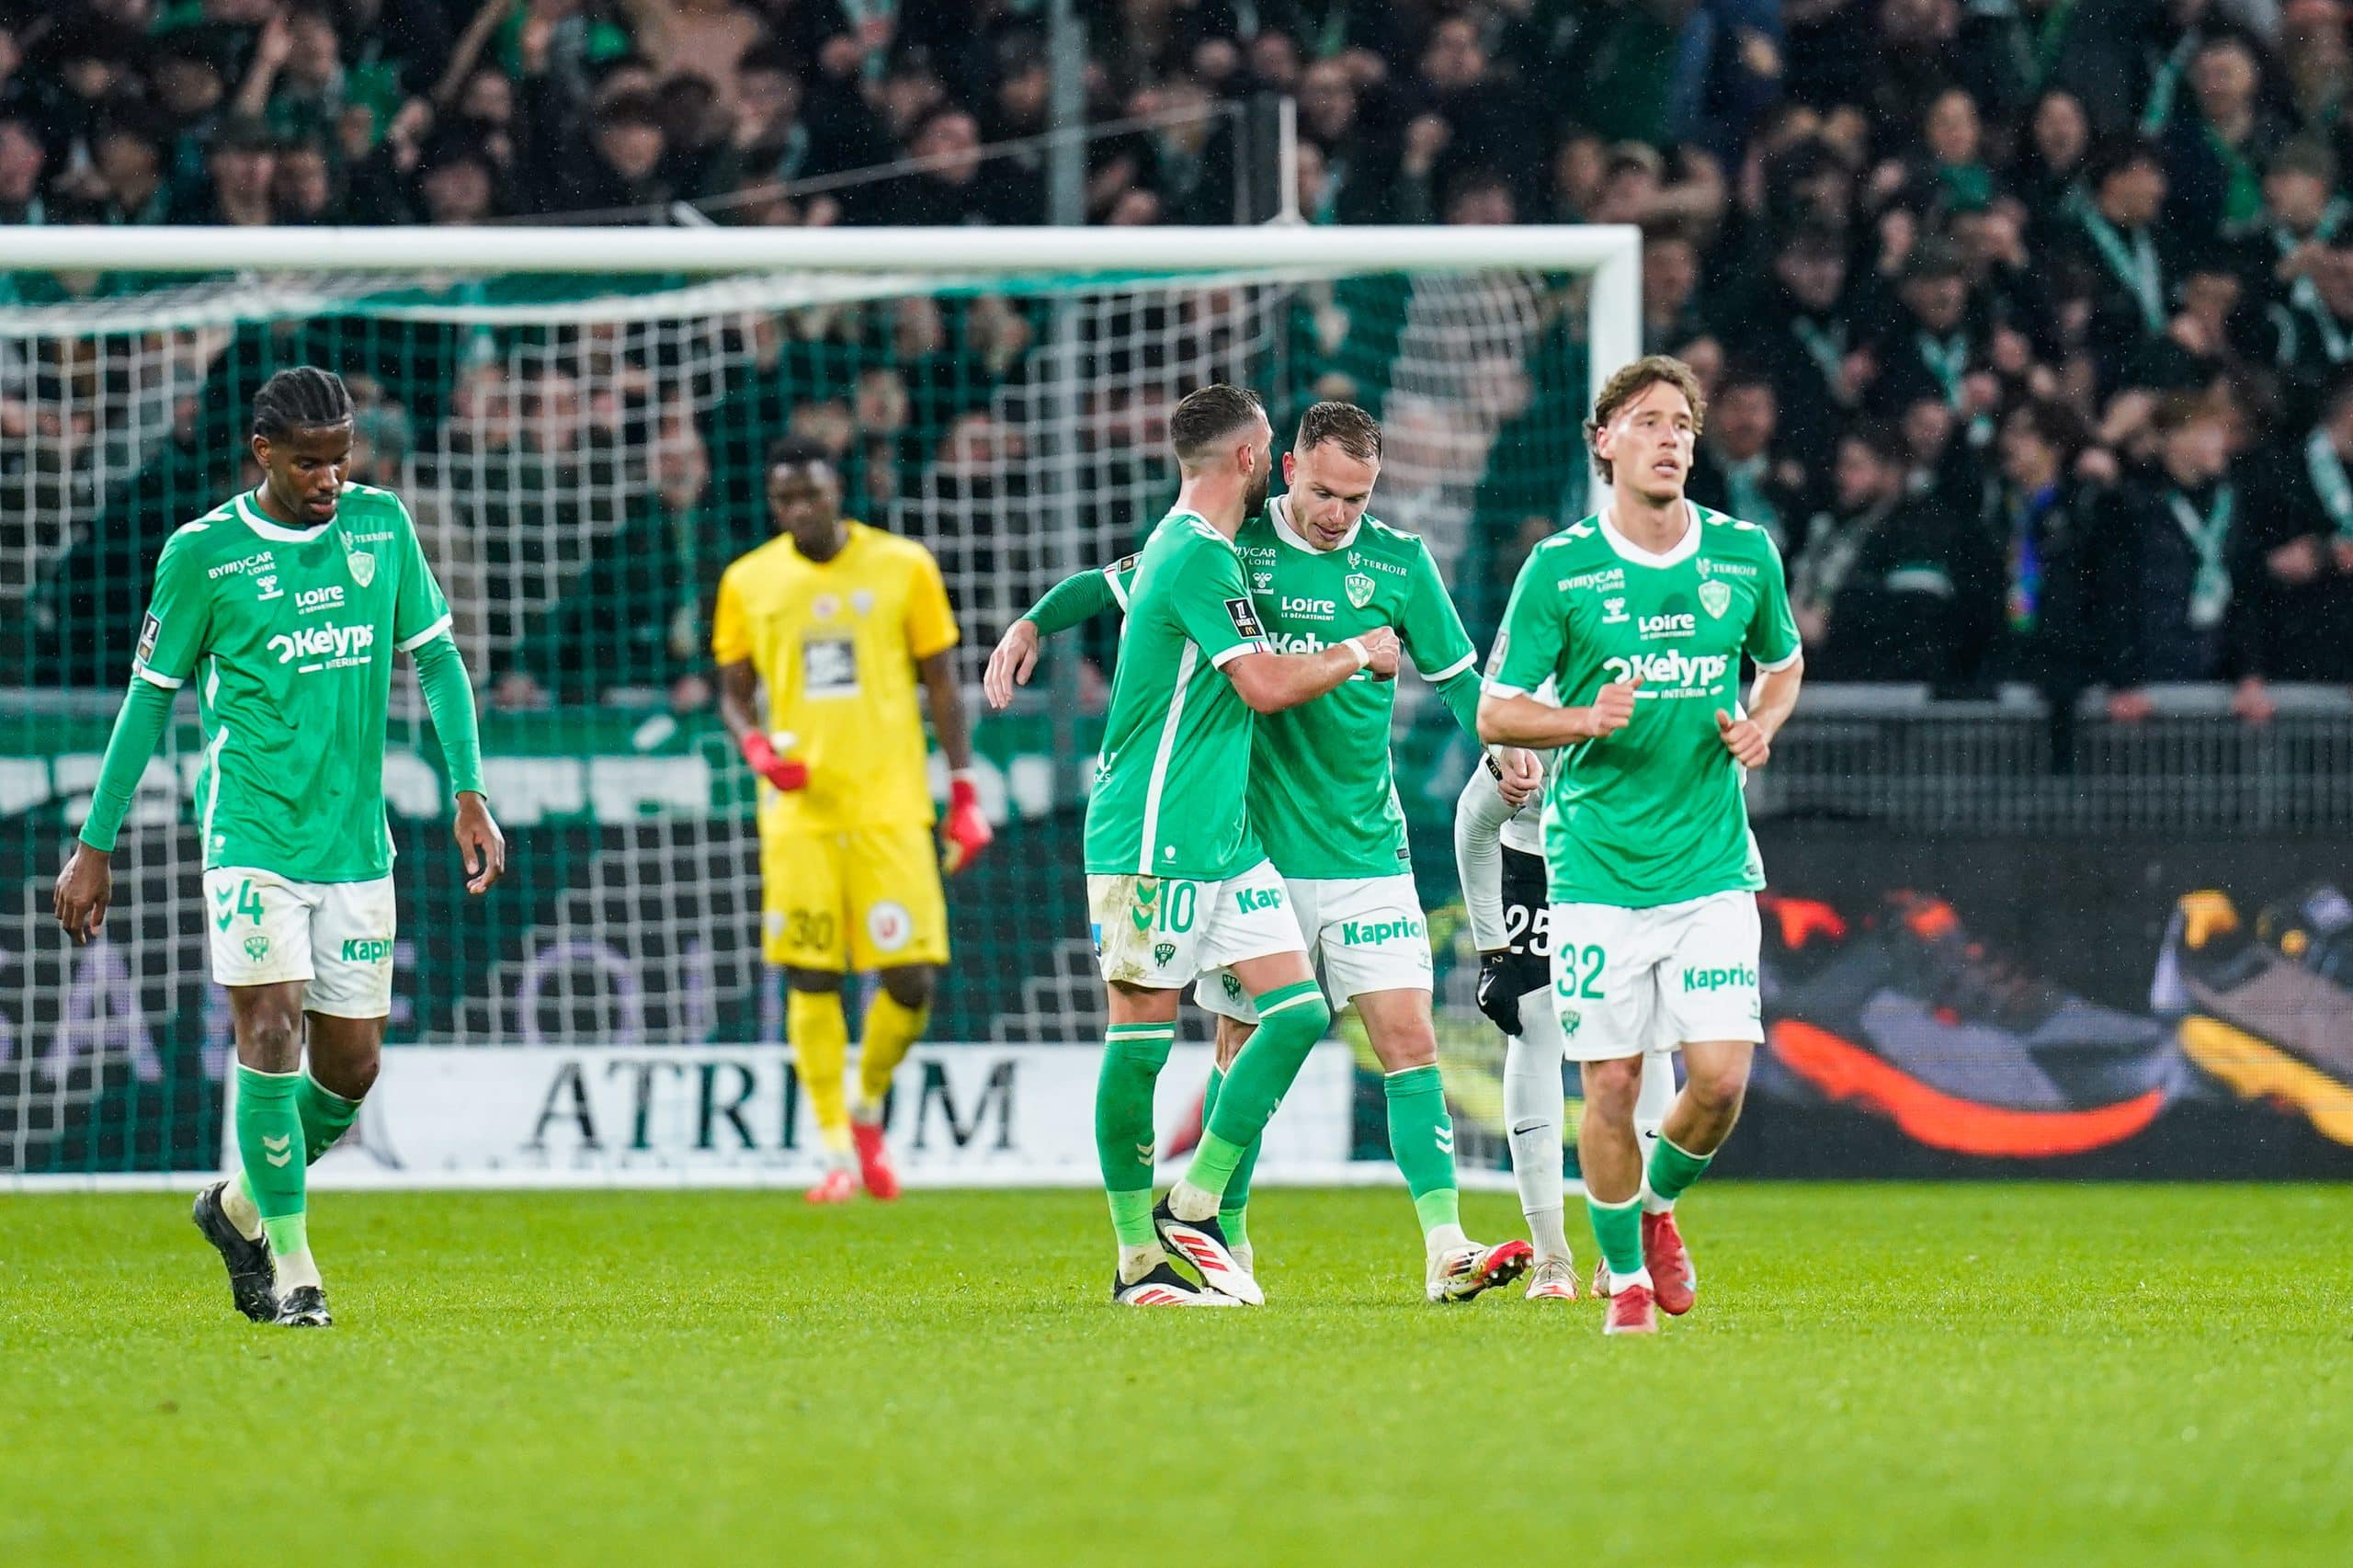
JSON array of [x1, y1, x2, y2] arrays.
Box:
[[52, 368, 503, 1329], [1478, 355, 1806, 1336], [1047, 383, 1402, 1306], [989, 401, 1541, 1302]]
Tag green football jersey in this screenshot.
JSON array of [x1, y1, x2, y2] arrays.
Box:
[[133, 484, 455, 883], [1099, 496, 1480, 879], [1487, 505, 1801, 909], [1082, 510, 1270, 880]]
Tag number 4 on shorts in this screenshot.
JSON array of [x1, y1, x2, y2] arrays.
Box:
[[211, 879, 265, 931]]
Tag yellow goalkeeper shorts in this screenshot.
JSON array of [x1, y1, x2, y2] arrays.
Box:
[[760, 824, 949, 971]]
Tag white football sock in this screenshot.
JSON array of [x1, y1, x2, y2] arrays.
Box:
[[1503, 990, 1572, 1260], [1119, 1244, 1167, 1285], [1169, 1180, 1220, 1223], [222, 1175, 263, 1242]]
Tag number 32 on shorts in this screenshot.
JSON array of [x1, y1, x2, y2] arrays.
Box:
[[1553, 942, 1606, 1000]]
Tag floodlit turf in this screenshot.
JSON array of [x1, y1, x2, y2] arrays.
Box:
[[4, 1185, 2348, 1566]]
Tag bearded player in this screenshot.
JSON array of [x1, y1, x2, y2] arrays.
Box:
[[54, 367, 504, 1329], [714, 437, 991, 1203], [1477, 355, 1804, 1335], [990, 401, 1539, 1302], [1056, 383, 1403, 1306]]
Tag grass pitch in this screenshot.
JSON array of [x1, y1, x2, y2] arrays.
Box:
[[4, 1184, 2348, 1566]]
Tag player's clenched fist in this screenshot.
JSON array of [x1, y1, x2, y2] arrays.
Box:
[[738, 730, 808, 791], [1584, 676, 1641, 738], [1715, 709, 1771, 767], [1351, 625, 1401, 678], [983, 619, 1040, 710]]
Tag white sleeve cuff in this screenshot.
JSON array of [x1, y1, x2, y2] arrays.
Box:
[[1209, 642, 1261, 670], [1483, 680, 1529, 699], [395, 613, 455, 653], [1104, 569, 1130, 610], [1752, 646, 1803, 673], [1423, 650, 1478, 682], [134, 665, 184, 690]]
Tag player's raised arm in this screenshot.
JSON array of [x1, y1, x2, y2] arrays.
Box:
[[983, 556, 1132, 710], [55, 527, 215, 941]]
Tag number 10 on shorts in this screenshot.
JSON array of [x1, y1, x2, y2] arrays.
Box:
[[1131, 878, 1197, 935]]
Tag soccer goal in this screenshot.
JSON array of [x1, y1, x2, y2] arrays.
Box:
[[0, 223, 1638, 1188]]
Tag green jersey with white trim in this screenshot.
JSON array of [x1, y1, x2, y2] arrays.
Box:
[[1097, 496, 1479, 879], [133, 483, 455, 882], [1487, 504, 1801, 909], [1083, 509, 1269, 880]]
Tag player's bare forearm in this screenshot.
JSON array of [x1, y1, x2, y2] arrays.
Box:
[[1747, 659, 1805, 741], [920, 651, 975, 771], [51, 843, 113, 944], [1477, 691, 1594, 748], [716, 660, 762, 744], [1226, 627, 1399, 713], [453, 790, 506, 894]]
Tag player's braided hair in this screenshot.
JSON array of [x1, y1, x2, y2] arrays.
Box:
[[1585, 355, 1707, 483], [253, 367, 354, 439], [1294, 400, 1381, 461], [1168, 383, 1265, 463]]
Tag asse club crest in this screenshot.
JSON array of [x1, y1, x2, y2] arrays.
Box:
[[1154, 941, 1177, 967], [1344, 573, 1375, 609], [347, 549, 376, 587], [1699, 579, 1732, 619], [244, 935, 270, 962]]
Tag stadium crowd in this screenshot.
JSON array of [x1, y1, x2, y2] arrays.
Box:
[[6, 0, 2353, 714]]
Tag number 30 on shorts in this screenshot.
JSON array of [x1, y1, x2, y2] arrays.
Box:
[[1553, 942, 1606, 1000]]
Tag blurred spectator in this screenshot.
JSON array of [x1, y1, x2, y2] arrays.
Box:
[[1685, 365, 1804, 546], [2092, 394, 2273, 721], [1791, 420, 2001, 686], [173, 115, 278, 223], [0, 115, 43, 222], [2246, 373, 2353, 684], [1982, 397, 2098, 691]]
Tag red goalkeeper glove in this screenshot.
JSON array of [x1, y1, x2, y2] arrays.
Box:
[[739, 731, 808, 792], [940, 772, 992, 874]]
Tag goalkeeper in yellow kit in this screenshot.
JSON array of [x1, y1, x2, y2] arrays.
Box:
[[714, 437, 993, 1202]]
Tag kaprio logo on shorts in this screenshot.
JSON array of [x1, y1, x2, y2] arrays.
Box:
[[342, 938, 394, 963], [268, 622, 376, 665], [1234, 886, 1283, 914], [1341, 917, 1425, 944], [1683, 965, 1758, 992], [1603, 650, 1729, 691]]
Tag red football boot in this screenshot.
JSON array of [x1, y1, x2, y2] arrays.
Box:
[[1642, 1210, 1697, 1316], [852, 1119, 902, 1201], [805, 1167, 858, 1204], [1602, 1278, 1658, 1335]]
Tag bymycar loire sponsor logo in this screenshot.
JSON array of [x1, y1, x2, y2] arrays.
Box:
[[268, 623, 376, 665], [1639, 612, 1696, 640], [208, 551, 274, 580], [1603, 651, 1729, 691]]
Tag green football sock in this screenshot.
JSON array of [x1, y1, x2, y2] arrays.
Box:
[[1384, 1064, 1461, 1236], [233, 1072, 364, 1218], [1586, 1191, 1645, 1281], [1201, 1068, 1259, 1248], [1187, 982, 1331, 1199], [235, 1065, 309, 1259], [1097, 1023, 1176, 1249], [1644, 1133, 1713, 1211]]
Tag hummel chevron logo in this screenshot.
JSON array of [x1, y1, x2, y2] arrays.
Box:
[[263, 1131, 294, 1167], [1134, 1141, 1154, 1165], [1435, 1125, 1454, 1154], [263, 1134, 291, 1152]]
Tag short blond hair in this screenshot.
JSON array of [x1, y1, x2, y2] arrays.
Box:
[[1585, 355, 1708, 483]]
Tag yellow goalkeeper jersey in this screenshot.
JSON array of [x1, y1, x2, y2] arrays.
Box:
[[711, 520, 960, 833]]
